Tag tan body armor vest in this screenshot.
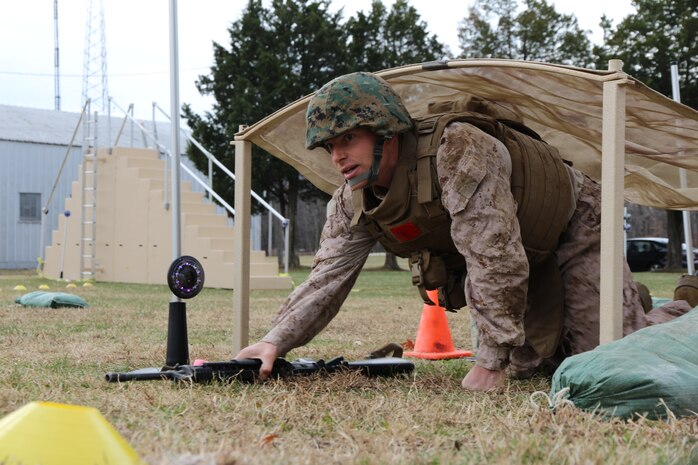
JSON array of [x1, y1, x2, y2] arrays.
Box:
[[352, 100, 576, 358]]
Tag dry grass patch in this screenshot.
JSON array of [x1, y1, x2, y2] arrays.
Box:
[[0, 267, 696, 464]]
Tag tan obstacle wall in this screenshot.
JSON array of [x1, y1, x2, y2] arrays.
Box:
[[43, 147, 293, 290]]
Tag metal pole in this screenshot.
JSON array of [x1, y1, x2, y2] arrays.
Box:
[[59, 210, 71, 280], [53, 0, 60, 111], [671, 62, 694, 275], [39, 210, 46, 268], [113, 103, 132, 147], [623, 207, 629, 257], [130, 105, 134, 147], [599, 59, 629, 344], [107, 96, 112, 151], [208, 157, 213, 200], [151, 102, 160, 144], [267, 208, 272, 256], [169, 0, 182, 285], [283, 222, 290, 275]]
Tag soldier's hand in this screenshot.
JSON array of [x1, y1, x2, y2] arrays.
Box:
[[234, 341, 280, 380]]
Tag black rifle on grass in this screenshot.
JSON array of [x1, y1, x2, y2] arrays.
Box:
[[105, 354, 414, 384]]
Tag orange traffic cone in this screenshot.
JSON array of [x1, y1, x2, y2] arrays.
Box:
[[404, 289, 473, 360]]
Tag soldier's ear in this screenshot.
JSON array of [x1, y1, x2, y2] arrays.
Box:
[[384, 135, 399, 152]]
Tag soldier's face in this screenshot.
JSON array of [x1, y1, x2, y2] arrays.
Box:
[[326, 128, 397, 190]]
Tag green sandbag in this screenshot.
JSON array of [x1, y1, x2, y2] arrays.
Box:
[[551, 308, 698, 420], [15, 291, 89, 308]]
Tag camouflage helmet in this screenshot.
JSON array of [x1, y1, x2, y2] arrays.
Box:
[[305, 72, 413, 150]]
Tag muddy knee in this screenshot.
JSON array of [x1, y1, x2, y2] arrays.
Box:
[[673, 274, 698, 308]]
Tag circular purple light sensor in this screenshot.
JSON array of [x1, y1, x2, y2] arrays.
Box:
[[167, 256, 205, 299]]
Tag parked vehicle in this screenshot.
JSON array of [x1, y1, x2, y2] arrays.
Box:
[[626, 237, 698, 272]]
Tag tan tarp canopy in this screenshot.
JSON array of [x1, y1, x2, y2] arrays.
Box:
[[229, 59, 698, 351], [236, 59, 698, 210]]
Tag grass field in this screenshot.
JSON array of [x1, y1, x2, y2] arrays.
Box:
[[1, 261, 696, 464]]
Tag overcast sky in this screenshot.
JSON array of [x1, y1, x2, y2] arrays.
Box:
[[0, 0, 635, 121]]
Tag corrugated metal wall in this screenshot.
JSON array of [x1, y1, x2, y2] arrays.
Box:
[[0, 140, 82, 268], [0, 104, 264, 269]]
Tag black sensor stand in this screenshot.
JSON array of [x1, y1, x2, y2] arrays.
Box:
[[165, 300, 189, 368], [163, 255, 204, 367], [106, 255, 205, 379]]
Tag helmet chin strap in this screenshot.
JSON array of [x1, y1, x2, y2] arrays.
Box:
[[346, 136, 389, 188]]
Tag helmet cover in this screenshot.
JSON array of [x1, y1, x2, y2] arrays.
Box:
[[305, 72, 413, 150]]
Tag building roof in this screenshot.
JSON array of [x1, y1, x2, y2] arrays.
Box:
[[0, 103, 186, 152]]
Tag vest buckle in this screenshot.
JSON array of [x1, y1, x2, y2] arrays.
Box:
[[409, 252, 436, 306], [409, 254, 424, 287]]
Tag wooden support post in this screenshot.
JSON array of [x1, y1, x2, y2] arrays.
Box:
[[599, 59, 629, 344], [232, 135, 251, 354]]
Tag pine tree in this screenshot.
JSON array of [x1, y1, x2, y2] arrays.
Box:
[[184, 0, 448, 270], [458, 0, 594, 67]]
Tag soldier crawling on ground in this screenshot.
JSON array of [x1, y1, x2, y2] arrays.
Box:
[[235, 72, 695, 391]]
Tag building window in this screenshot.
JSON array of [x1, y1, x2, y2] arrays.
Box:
[[19, 193, 41, 222]]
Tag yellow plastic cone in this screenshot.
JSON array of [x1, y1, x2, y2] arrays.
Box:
[[39, 284, 50, 290], [0, 401, 144, 465], [66, 283, 77, 288], [13, 285, 27, 291]]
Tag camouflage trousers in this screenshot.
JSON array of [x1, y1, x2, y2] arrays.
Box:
[[508, 175, 693, 377]]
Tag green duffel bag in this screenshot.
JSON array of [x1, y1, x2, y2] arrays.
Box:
[[550, 308, 698, 420], [15, 291, 88, 309]]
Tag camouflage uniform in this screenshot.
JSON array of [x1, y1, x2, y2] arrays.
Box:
[[437, 122, 692, 374], [263, 123, 690, 373], [262, 72, 692, 375], [262, 120, 692, 372]]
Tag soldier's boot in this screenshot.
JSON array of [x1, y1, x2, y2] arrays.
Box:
[[634, 281, 653, 313], [673, 274, 698, 308]]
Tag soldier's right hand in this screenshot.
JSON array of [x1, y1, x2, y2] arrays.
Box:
[[234, 341, 280, 380]]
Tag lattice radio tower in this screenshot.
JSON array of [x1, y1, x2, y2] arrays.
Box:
[[81, 0, 108, 112], [54, 0, 60, 110]]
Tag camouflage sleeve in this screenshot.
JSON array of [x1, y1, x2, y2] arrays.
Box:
[[261, 183, 376, 356], [436, 122, 528, 371]]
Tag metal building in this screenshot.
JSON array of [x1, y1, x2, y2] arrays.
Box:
[[0, 103, 196, 269]]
